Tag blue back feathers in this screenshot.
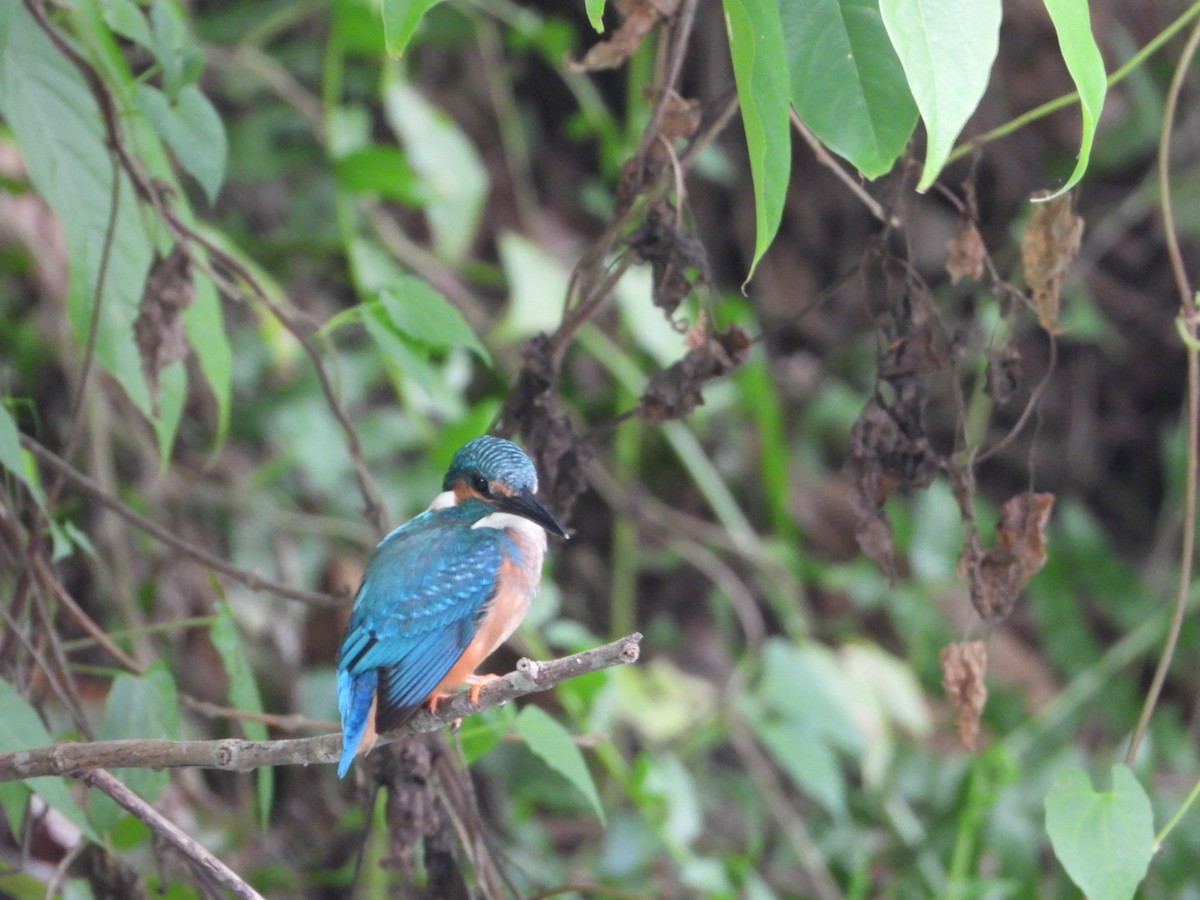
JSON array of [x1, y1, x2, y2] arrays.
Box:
[[335, 437, 549, 777]]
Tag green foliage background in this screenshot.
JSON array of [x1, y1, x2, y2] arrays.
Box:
[[1, 0, 1200, 897]]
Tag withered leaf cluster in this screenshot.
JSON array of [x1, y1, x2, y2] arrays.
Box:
[[945, 220, 986, 284], [627, 203, 710, 319], [500, 334, 593, 524], [568, 0, 681, 72], [134, 244, 195, 409], [844, 282, 947, 579], [638, 323, 750, 424], [961, 491, 1055, 623], [1021, 194, 1083, 335], [940, 640, 988, 751]]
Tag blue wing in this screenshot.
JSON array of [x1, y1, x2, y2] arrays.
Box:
[[336, 509, 505, 776]]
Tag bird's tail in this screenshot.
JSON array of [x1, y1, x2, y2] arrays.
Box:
[[336, 668, 378, 778]]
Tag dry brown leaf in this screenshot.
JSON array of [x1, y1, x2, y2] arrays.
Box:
[[996, 491, 1055, 578], [967, 492, 1055, 622], [940, 640, 988, 751], [134, 245, 194, 410], [946, 221, 986, 284], [567, 0, 680, 72], [627, 204, 711, 318], [1021, 194, 1083, 335], [638, 324, 750, 423]]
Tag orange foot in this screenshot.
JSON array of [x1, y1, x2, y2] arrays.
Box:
[[463, 673, 501, 705]]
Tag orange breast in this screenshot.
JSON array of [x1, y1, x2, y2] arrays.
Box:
[[434, 550, 539, 694]]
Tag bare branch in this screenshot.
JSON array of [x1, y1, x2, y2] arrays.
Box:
[[0, 635, 642, 781], [20, 435, 343, 608], [79, 768, 264, 900]]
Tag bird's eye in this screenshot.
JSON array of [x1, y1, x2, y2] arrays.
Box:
[[471, 474, 491, 496]]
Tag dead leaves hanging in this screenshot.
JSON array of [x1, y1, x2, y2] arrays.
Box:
[[134, 244, 195, 411], [940, 641, 988, 751], [962, 492, 1056, 624], [1021, 193, 1083, 335], [568, 0, 681, 72]]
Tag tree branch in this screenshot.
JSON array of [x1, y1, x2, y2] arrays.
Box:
[[20, 435, 343, 608], [79, 768, 265, 900], [0, 635, 642, 781]]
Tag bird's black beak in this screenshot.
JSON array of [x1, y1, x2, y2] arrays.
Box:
[[497, 491, 568, 538]]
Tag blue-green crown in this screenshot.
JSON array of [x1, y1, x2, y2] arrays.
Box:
[[443, 436, 538, 493]]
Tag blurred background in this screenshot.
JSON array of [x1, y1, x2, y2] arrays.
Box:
[[2, 0, 1200, 896]]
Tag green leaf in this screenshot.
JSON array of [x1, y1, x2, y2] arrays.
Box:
[[334, 144, 424, 203], [102, 0, 154, 49], [515, 706, 605, 824], [149, 0, 203, 100], [383, 77, 488, 262], [782, 0, 917, 178], [0, 404, 39, 507], [1038, 0, 1106, 197], [585, 0, 606, 32], [754, 718, 846, 816], [376, 276, 490, 361], [211, 602, 273, 825], [0, 680, 96, 841], [1044, 764, 1154, 900], [381, 0, 442, 57], [879, 0, 1001, 191], [93, 662, 180, 829], [184, 272, 232, 454], [722, 0, 792, 283], [135, 83, 228, 203], [0, 2, 165, 445]]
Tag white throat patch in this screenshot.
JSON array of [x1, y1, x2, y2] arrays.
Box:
[[426, 490, 457, 511]]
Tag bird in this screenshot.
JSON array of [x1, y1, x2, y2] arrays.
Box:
[[335, 436, 566, 778]]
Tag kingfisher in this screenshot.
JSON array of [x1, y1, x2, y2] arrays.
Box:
[[335, 436, 566, 777]]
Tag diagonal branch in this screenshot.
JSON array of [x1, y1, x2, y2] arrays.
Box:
[[80, 768, 264, 900], [20, 434, 343, 608], [0, 635, 642, 781]]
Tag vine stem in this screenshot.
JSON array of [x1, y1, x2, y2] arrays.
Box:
[[946, 0, 1200, 165], [1124, 12, 1200, 766]]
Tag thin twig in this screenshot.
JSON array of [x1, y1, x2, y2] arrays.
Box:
[[790, 110, 900, 228], [20, 435, 343, 608], [1125, 13, 1200, 765], [78, 768, 264, 900], [633, 0, 698, 181], [0, 634, 642, 780]]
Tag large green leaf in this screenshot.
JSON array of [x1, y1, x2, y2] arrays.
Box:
[[515, 706, 605, 824], [334, 144, 424, 203], [135, 83, 228, 204], [723, 0, 792, 282], [1039, 0, 1106, 197], [782, 0, 917, 178], [211, 602, 273, 825], [879, 0, 1001, 191], [1045, 765, 1153, 900], [377, 276, 489, 361], [92, 662, 180, 830], [0, 3, 166, 444], [0, 680, 96, 842], [381, 0, 442, 57], [383, 78, 488, 262]]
